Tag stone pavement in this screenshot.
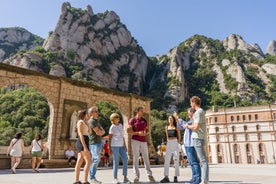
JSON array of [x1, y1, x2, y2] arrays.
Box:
[[0, 164, 276, 184]]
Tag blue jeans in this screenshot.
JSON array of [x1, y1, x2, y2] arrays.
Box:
[[185, 146, 201, 183], [89, 143, 102, 179], [111, 146, 128, 178], [193, 138, 209, 183]]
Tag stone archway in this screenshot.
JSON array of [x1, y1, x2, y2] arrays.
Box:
[[0, 63, 155, 160]]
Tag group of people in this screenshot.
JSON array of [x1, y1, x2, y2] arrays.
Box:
[[74, 105, 157, 184], [6, 95, 209, 184], [6, 133, 45, 174], [159, 95, 209, 184]]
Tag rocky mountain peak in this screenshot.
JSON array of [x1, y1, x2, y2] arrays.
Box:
[[41, 2, 148, 94], [223, 34, 264, 59], [266, 40, 276, 56]]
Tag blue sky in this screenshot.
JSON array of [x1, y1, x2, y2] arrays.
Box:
[[0, 0, 275, 56]]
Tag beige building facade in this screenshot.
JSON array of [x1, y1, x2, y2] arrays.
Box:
[[206, 105, 276, 164]]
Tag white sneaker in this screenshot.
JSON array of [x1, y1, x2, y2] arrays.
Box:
[[113, 178, 119, 184], [11, 167, 16, 174], [91, 178, 102, 184]]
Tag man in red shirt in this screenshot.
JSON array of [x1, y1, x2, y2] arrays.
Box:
[[127, 107, 155, 183]]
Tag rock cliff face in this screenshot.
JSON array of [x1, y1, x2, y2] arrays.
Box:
[[41, 2, 148, 94], [0, 27, 43, 61], [266, 40, 276, 56], [149, 34, 276, 111], [1, 3, 276, 111]]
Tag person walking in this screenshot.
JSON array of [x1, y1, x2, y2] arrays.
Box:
[[175, 109, 201, 184], [160, 115, 181, 183], [6, 132, 24, 174], [88, 106, 105, 184], [29, 133, 44, 173], [108, 113, 131, 184], [127, 106, 155, 183], [74, 109, 92, 184], [184, 96, 209, 184]]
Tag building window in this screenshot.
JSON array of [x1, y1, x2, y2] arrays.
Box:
[[259, 143, 264, 152], [248, 115, 252, 121], [214, 117, 218, 123], [205, 118, 208, 124], [233, 134, 237, 141], [208, 145, 211, 153], [255, 114, 258, 120], [209, 117, 212, 124], [244, 125, 248, 131], [246, 144, 250, 152], [234, 144, 238, 152], [216, 135, 220, 142], [242, 115, 246, 121], [233, 144, 240, 163], [245, 133, 249, 141], [237, 115, 240, 122], [273, 113, 276, 120], [215, 127, 219, 132], [256, 124, 260, 131], [257, 133, 262, 140], [232, 126, 235, 132], [217, 144, 223, 163], [217, 144, 221, 152], [231, 116, 234, 122]]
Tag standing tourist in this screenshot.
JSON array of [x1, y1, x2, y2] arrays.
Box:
[[160, 115, 181, 183], [175, 109, 201, 184], [109, 113, 131, 184], [6, 132, 24, 174], [29, 133, 44, 173], [184, 96, 209, 184], [88, 106, 105, 184], [74, 110, 92, 184], [127, 106, 155, 183]]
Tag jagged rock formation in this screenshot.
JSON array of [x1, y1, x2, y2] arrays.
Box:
[[148, 34, 276, 111], [266, 40, 276, 56], [41, 2, 148, 94], [0, 27, 43, 61]]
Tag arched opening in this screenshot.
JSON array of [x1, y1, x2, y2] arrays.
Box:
[[216, 144, 223, 163], [258, 143, 266, 164], [245, 143, 253, 164], [233, 144, 240, 163], [0, 85, 50, 159]]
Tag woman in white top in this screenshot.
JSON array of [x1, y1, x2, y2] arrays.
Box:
[[29, 133, 44, 173], [7, 132, 24, 174], [74, 109, 92, 184], [109, 113, 130, 184]]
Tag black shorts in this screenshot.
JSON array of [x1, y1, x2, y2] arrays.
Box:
[[75, 135, 89, 152]]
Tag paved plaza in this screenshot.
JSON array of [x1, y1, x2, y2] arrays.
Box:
[[0, 164, 276, 184]]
